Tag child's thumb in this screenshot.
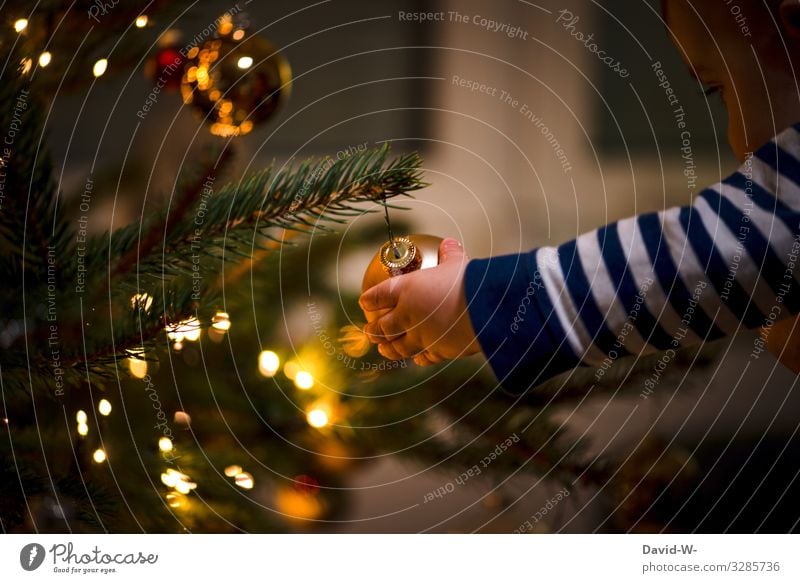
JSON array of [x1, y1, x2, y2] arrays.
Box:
[[438, 238, 466, 264]]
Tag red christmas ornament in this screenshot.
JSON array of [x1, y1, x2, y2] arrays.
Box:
[[144, 45, 185, 92], [292, 474, 320, 494]]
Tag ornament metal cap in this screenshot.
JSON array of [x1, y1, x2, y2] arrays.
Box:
[[362, 234, 442, 292], [379, 236, 420, 275]]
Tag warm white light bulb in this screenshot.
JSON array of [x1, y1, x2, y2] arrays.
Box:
[[175, 480, 196, 494], [294, 371, 314, 390], [235, 472, 254, 489], [14, 19, 28, 33], [161, 471, 178, 488], [224, 464, 242, 477], [93, 448, 107, 463], [306, 408, 329, 428], [258, 350, 280, 377], [130, 292, 153, 312], [179, 317, 201, 342], [212, 311, 231, 331], [98, 399, 112, 416], [92, 58, 108, 77], [128, 357, 148, 378], [236, 56, 253, 69], [135, 15, 148, 28], [158, 437, 173, 452], [38, 52, 51, 67]]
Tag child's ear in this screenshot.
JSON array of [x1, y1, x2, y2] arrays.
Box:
[[779, 0, 800, 39]]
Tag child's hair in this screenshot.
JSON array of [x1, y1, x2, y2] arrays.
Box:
[[661, 0, 784, 43]]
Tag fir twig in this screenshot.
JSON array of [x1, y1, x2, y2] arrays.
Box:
[[111, 147, 234, 280]]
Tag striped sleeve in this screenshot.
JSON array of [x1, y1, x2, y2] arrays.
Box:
[[465, 123, 800, 393]]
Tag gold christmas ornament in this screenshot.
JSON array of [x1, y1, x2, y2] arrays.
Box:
[[180, 18, 291, 137], [361, 234, 443, 293], [338, 235, 442, 358], [274, 485, 325, 521]]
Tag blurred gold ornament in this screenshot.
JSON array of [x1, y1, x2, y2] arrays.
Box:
[[274, 485, 324, 521], [361, 234, 442, 293], [180, 22, 291, 137]]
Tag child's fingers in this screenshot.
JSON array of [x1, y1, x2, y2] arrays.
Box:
[[364, 307, 390, 324], [386, 336, 422, 359], [359, 278, 401, 312], [413, 352, 439, 367], [438, 238, 467, 264], [378, 342, 405, 361], [363, 314, 404, 342], [413, 354, 431, 366]]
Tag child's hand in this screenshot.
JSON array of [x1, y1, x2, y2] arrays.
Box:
[[359, 238, 481, 366]]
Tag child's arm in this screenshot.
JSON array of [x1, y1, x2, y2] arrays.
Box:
[[361, 123, 800, 392]]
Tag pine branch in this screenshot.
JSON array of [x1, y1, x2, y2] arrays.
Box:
[[12, 146, 426, 394], [138, 144, 425, 282], [110, 147, 235, 280], [83, 144, 425, 294]]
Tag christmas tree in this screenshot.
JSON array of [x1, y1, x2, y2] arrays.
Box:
[[2, 0, 701, 534]]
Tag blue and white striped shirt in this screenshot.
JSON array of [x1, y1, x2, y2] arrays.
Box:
[[465, 123, 800, 391]]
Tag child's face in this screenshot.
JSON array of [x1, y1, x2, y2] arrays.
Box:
[[664, 0, 798, 160]]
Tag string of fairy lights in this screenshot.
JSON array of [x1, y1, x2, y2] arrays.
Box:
[[11, 15, 151, 76], [15, 9, 292, 138], [10, 12, 324, 520], [130, 295, 334, 431], [85, 289, 336, 512]]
